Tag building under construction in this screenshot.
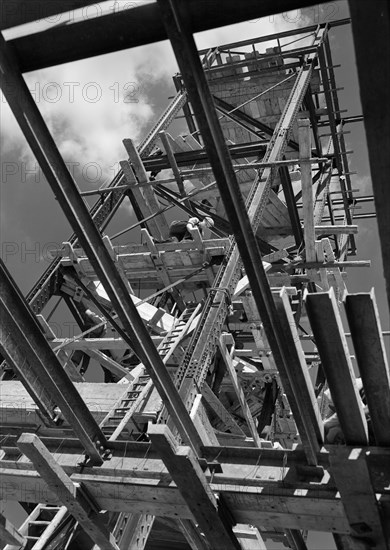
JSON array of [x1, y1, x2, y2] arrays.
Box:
[[0, 1, 389, 550]]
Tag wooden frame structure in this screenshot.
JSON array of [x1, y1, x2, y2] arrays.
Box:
[[0, 1, 389, 549]]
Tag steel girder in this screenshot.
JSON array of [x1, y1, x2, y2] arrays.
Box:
[[0, 259, 108, 465], [8, 0, 321, 73]]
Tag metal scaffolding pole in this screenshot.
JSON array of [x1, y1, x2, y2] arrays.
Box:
[[0, 259, 108, 465]]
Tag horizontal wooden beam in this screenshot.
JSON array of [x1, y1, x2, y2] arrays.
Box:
[[1, 446, 388, 498], [0, 381, 126, 434], [288, 260, 370, 269], [16, 434, 120, 550], [49, 337, 138, 351], [315, 225, 358, 235], [4, 432, 390, 474], [2, 442, 390, 536], [55, 238, 231, 258]]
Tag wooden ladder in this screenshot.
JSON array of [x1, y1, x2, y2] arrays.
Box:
[[4, 504, 68, 550], [100, 303, 201, 440]]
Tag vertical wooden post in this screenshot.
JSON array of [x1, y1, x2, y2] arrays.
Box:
[[299, 119, 316, 268]]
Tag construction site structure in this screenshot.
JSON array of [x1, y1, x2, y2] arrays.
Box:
[[1, 2, 390, 550]]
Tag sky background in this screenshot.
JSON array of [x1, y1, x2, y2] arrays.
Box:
[[1, 1, 389, 547]]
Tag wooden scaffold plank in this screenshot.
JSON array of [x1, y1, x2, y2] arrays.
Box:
[[305, 289, 368, 445], [344, 290, 390, 446]]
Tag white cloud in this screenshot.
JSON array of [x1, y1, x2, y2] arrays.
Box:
[[1, 41, 178, 183]]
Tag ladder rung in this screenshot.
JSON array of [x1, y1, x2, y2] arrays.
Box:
[[30, 520, 51, 525], [120, 402, 137, 408]]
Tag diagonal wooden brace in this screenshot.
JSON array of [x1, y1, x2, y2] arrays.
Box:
[[148, 424, 242, 550]]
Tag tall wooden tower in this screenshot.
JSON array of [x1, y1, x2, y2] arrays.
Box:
[[1, 2, 389, 550]]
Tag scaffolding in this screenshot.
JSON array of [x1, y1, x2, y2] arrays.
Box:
[[0, 2, 389, 550]]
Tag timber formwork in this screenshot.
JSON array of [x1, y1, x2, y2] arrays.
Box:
[[0, 2, 390, 550]]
